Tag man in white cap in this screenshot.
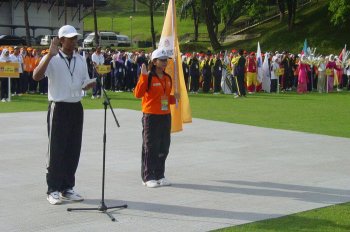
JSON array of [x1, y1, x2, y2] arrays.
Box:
[[33, 25, 96, 205]]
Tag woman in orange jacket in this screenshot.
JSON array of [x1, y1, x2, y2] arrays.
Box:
[[134, 48, 176, 188]]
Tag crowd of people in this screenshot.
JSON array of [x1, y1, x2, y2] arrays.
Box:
[[180, 48, 350, 97], [1, 44, 350, 103], [0, 46, 50, 102]]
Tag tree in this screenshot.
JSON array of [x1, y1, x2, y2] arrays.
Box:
[[179, 0, 201, 42], [277, 0, 285, 22], [286, 0, 297, 31], [93, 0, 99, 46], [203, 0, 221, 50], [137, 0, 164, 49], [329, 0, 350, 27], [23, 0, 31, 46], [133, 0, 137, 12]]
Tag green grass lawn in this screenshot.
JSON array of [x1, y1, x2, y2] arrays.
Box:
[[3, 91, 350, 138], [213, 202, 350, 232], [1, 91, 350, 231], [84, 11, 209, 42]]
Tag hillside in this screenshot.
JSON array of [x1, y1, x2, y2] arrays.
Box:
[[84, 0, 348, 54], [220, 0, 350, 54]]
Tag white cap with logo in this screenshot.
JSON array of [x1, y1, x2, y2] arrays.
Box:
[[151, 48, 170, 60], [58, 25, 81, 38]]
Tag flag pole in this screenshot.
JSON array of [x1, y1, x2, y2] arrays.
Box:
[[171, 0, 179, 107]]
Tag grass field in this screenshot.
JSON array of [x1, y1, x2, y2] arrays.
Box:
[[2, 91, 350, 138], [214, 202, 350, 232], [1, 91, 350, 231]]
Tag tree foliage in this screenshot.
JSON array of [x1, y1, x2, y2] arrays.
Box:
[[329, 0, 350, 27]]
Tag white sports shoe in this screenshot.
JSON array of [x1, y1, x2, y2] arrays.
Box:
[[47, 191, 62, 205], [60, 189, 84, 201], [158, 178, 171, 186], [143, 180, 160, 188]]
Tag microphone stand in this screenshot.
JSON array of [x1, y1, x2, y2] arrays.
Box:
[[67, 68, 127, 222]]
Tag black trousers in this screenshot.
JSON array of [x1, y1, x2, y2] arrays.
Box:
[[11, 74, 22, 94], [202, 74, 212, 93], [46, 101, 84, 194], [141, 113, 171, 182], [234, 74, 246, 96], [0, 78, 8, 99], [213, 72, 222, 92], [271, 79, 278, 93], [190, 72, 199, 92]]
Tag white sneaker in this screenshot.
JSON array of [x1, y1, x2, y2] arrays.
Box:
[[143, 180, 160, 188], [1, 98, 6, 102], [47, 191, 62, 205], [91, 96, 95, 99], [158, 178, 171, 186], [60, 189, 84, 201]]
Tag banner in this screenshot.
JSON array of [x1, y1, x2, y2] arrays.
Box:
[[256, 42, 263, 83], [96, 65, 111, 75], [159, 0, 192, 133], [0, 62, 19, 78]]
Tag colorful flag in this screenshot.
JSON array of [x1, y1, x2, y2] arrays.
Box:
[[158, 0, 192, 133], [256, 42, 263, 83], [302, 39, 308, 56], [339, 44, 346, 62], [262, 52, 271, 93]]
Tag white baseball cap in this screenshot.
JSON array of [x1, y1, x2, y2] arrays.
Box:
[[58, 25, 81, 38], [151, 48, 170, 60]]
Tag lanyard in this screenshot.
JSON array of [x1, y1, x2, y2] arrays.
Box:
[[58, 51, 76, 78], [155, 74, 167, 95]]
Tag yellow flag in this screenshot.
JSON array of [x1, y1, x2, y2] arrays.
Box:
[[159, 0, 192, 133]]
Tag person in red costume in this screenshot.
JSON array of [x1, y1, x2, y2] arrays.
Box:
[[326, 54, 340, 92], [297, 55, 310, 94], [246, 52, 258, 93]]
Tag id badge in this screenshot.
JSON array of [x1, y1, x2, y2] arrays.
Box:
[[161, 95, 168, 111]]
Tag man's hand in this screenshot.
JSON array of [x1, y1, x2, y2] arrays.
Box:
[[48, 37, 60, 57], [82, 82, 96, 91]]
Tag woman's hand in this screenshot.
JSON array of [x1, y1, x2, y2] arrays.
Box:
[[141, 63, 148, 75]]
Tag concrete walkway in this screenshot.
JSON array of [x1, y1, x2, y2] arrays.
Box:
[[1, 109, 350, 232]]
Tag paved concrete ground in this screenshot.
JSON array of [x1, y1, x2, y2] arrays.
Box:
[[1, 109, 350, 232]]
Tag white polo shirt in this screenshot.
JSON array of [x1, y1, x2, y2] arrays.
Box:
[[10, 54, 23, 73], [91, 52, 104, 65], [38, 50, 90, 102]]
